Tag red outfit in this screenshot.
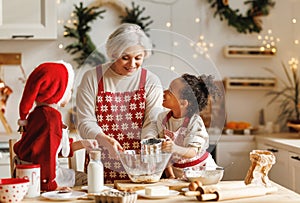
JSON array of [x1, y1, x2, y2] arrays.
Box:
[[95, 65, 147, 183], [14, 106, 74, 191], [15, 61, 74, 191]]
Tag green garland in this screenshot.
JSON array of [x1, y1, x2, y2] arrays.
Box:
[[64, 2, 153, 68], [64, 2, 106, 68], [120, 1, 153, 36], [208, 0, 275, 34]]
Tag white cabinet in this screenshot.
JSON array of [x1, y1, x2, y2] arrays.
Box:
[[256, 142, 290, 189], [288, 152, 300, 194], [0, 0, 57, 39], [216, 136, 255, 180], [0, 150, 10, 178]]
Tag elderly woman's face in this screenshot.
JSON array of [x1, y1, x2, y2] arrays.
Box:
[[111, 45, 145, 75]]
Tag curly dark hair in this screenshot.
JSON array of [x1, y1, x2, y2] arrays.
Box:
[[180, 73, 220, 117]]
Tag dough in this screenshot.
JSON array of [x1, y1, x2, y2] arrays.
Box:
[[244, 150, 276, 187]]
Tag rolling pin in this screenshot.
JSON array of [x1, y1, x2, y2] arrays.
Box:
[[185, 185, 278, 201]]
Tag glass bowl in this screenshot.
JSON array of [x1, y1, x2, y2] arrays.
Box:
[[184, 166, 224, 185], [119, 150, 172, 183]]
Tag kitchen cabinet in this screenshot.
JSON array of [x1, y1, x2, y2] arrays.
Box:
[[216, 135, 255, 180], [289, 152, 300, 194], [0, 142, 10, 178], [256, 142, 290, 189], [0, 134, 20, 178], [0, 0, 57, 39]]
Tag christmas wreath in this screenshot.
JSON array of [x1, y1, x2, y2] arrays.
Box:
[[64, 1, 153, 68], [208, 0, 275, 34]]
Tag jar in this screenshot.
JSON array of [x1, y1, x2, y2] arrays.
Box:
[[16, 164, 40, 198]]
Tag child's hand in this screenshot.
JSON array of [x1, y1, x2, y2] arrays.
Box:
[[55, 186, 72, 191], [162, 135, 174, 153], [80, 139, 99, 153], [72, 139, 98, 152], [168, 175, 176, 179]]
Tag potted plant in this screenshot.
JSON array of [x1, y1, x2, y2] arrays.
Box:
[[265, 59, 300, 131]]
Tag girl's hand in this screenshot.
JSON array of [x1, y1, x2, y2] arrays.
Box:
[[80, 139, 99, 153], [72, 139, 98, 152], [162, 134, 195, 158], [162, 135, 174, 153]]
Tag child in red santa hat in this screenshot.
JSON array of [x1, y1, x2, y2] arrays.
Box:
[[14, 61, 98, 191]]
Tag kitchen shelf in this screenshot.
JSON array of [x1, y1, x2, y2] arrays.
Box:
[[224, 45, 276, 58], [0, 53, 21, 65], [224, 77, 276, 90]]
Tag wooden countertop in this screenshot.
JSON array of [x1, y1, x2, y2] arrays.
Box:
[[20, 181, 300, 203]]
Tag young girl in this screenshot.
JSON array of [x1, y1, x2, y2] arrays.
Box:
[[14, 61, 98, 191], [157, 73, 220, 179]]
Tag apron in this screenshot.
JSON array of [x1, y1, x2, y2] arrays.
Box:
[[95, 65, 147, 183], [162, 111, 209, 168]]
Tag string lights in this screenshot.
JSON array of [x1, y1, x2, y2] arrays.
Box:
[[56, 0, 65, 50], [288, 1, 299, 70], [190, 7, 213, 59], [288, 57, 298, 71], [56, 0, 214, 64], [191, 33, 213, 59], [257, 29, 279, 54], [292, 16, 299, 45]]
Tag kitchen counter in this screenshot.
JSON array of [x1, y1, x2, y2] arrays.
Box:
[[210, 133, 300, 153], [20, 181, 300, 203], [254, 133, 300, 154]]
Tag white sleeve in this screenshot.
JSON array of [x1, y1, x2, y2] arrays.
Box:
[[183, 115, 209, 151], [76, 69, 104, 139], [156, 111, 169, 139], [140, 71, 164, 139]]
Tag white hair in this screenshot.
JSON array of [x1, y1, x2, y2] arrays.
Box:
[[106, 23, 152, 60]]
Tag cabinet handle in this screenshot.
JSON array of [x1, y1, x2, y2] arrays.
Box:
[[12, 35, 34, 39], [291, 156, 300, 161], [267, 148, 278, 153]]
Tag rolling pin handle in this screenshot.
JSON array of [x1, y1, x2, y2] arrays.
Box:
[[184, 191, 201, 196], [199, 192, 218, 201], [184, 186, 205, 197]]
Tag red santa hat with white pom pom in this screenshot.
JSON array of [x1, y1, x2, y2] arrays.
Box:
[[18, 61, 74, 130]]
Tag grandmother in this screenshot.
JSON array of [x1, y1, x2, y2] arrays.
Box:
[[76, 23, 164, 183]]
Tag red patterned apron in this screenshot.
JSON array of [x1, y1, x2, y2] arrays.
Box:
[[95, 65, 147, 183], [162, 111, 209, 168]]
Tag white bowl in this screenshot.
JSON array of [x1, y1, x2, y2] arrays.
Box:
[[184, 167, 224, 185], [0, 178, 29, 203]]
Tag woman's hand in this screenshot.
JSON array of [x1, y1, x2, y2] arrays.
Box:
[[96, 134, 124, 159]]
